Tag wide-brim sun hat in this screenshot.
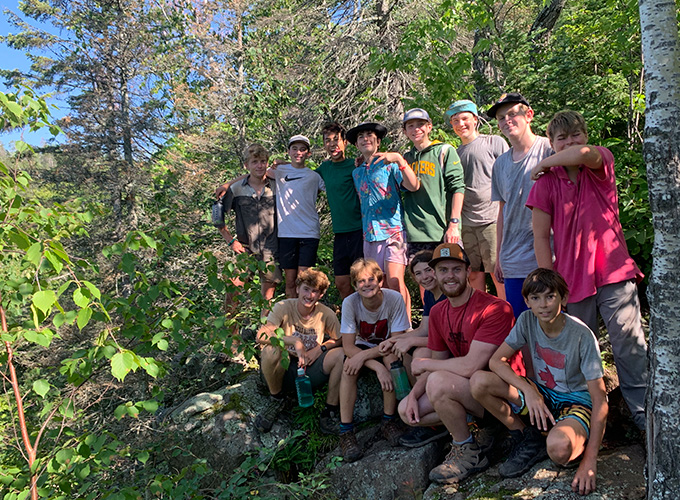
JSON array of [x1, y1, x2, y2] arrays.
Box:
[[346, 122, 388, 145]]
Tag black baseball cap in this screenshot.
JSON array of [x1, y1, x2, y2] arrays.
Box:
[[487, 93, 531, 120]]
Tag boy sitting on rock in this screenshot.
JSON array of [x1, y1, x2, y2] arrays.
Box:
[[255, 268, 345, 434], [338, 258, 411, 462]]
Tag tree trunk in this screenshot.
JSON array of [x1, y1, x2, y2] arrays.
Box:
[[529, 0, 568, 41], [638, 0, 680, 497]]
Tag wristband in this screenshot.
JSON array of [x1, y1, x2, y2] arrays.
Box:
[[398, 162, 409, 171], [320, 345, 327, 353], [449, 218, 460, 225], [228, 237, 236, 246]]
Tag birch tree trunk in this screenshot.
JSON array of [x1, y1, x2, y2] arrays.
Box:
[[638, 0, 680, 497]]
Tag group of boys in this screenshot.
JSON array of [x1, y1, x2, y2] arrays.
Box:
[[214, 92, 648, 496]]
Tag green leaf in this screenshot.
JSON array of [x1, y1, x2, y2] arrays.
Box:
[[32, 290, 57, 314], [82, 281, 101, 299], [55, 449, 74, 465], [140, 400, 158, 412], [44, 250, 64, 273], [114, 404, 127, 420], [25, 242, 42, 266], [33, 379, 50, 397], [73, 288, 90, 308], [137, 451, 150, 464], [110, 351, 136, 381], [76, 306, 92, 330]]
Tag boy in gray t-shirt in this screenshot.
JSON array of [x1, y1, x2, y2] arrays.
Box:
[[446, 99, 508, 300], [487, 93, 553, 318], [470, 268, 607, 496]]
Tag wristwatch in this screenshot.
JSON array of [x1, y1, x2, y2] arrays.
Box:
[[449, 218, 460, 224], [320, 345, 327, 353]]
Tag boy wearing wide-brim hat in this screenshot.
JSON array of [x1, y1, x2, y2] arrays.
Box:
[[347, 121, 419, 318]]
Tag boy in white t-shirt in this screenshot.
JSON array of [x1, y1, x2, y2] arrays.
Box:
[[337, 258, 411, 462]]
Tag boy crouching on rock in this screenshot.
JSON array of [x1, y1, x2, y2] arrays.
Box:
[[471, 268, 607, 496]]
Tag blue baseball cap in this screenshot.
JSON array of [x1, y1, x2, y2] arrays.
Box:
[[402, 108, 432, 124], [445, 100, 479, 119]]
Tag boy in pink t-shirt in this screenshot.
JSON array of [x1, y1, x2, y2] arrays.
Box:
[[526, 110, 647, 429]]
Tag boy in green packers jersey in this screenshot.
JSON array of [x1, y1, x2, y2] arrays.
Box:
[[316, 122, 364, 299], [373, 109, 465, 258]]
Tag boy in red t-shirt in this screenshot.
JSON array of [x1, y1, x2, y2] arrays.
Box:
[[526, 110, 647, 430]]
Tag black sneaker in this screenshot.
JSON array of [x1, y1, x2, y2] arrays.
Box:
[[254, 397, 285, 433], [473, 417, 506, 453], [498, 426, 549, 478], [399, 426, 449, 448], [339, 430, 363, 463], [319, 410, 340, 435]]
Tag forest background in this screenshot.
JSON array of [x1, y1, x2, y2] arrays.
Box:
[[0, 0, 672, 498]]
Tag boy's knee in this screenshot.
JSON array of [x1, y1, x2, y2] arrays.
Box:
[[469, 370, 488, 399], [470, 370, 499, 399], [546, 429, 574, 465], [426, 371, 446, 401], [261, 345, 282, 366]]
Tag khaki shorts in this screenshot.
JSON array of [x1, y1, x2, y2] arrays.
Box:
[[254, 248, 283, 283], [461, 223, 497, 273]]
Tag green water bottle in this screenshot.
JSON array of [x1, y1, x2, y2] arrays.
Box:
[[390, 360, 411, 400], [295, 368, 314, 408]]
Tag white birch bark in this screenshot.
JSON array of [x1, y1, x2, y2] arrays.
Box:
[[638, 0, 680, 498]]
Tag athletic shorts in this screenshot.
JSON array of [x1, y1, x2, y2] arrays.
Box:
[[278, 237, 319, 269], [363, 231, 408, 269], [406, 241, 439, 262], [461, 223, 497, 272], [511, 377, 593, 437], [333, 229, 364, 276], [281, 349, 331, 392]]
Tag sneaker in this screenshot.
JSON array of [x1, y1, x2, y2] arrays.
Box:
[[380, 419, 405, 447], [498, 426, 549, 478], [428, 441, 489, 484], [254, 397, 285, 433], [319, 411, 340, 435], [339, 430, 363, 463], [399, 426, 449, 448]]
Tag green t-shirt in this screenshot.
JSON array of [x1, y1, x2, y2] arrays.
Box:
[[316, 158, 362, 234]]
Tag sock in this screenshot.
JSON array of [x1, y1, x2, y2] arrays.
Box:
[[453, 434, 474, 446], [382, 413, 397, 422], [271, 392, 284, 400], [340, 422, 354, 435], [322, 404, 339, 417]]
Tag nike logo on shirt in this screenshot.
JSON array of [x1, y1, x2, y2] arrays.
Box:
[[284, 175, 303, 181]]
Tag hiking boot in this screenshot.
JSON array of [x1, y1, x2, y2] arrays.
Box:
[[254, 396, 285, 433], [498, 426, 549, 478], [339, 430, 363, 463], [428, 441, 489, 484], [319, 410, 340, 435], [380, 419, 405, 447], [473, 416, 506, 453], [399, 425, 449, 448]]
